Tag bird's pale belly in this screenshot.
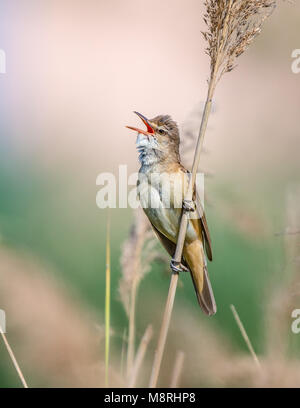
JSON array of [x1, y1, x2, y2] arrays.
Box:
[[138, 176, 197, 244]]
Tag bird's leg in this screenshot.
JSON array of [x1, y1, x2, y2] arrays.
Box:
[[170, 259, 189, 273], [182, 199, 196, 212], [171, 201, 195, 273]]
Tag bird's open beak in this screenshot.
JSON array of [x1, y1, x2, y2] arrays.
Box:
[[126, 111, 155, 137]]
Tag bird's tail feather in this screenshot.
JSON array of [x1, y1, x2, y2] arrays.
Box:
[[183, 241, 217, 316], [191, 265, 217, 316]]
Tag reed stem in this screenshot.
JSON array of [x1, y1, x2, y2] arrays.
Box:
[[149, 0, 273, 388], [149, 79, 216, 388], [126, 276, 138, 378], [120, 328, 127, 379], [0, 326, 28, 388], [170, 350, 185, 388], [230, 304, 261, 369], [128, 325, 153, 388]]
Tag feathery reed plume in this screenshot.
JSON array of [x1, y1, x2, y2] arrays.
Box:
[[230, 304, 261, 369], [119, 209, 163, 378], [0, 326, 28, 388], [170, 350, 185, 388], [128, 325, 153, 388], [119, 210, 155, 315], [203, 0, 276, 85], [149, 0, 276, 388], [105, 211, 111, 387]]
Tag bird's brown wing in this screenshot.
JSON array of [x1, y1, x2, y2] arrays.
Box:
[[149, 221, 189, 269], [150, 222, 176, 258], [150, 220, 216, 316], [194, 189, 213, 261], [180, 167, 213, 261]]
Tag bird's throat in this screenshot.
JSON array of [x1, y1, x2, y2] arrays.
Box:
[[138, 146, 160, 167], [136, 133, 180, 172]]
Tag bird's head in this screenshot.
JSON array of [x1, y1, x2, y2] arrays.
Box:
[[126, 112, 180, 164]]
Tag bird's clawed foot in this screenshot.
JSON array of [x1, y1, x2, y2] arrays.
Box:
[[183, 199, 196, 212], [170, 259, 189, 273]]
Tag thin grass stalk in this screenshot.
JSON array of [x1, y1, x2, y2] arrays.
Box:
[[230, 304, 261, 369], [128, 325, 153, 388], [0, 325, 28, 388], [105, 210, 111, 387], [170, 350, 185, 388]]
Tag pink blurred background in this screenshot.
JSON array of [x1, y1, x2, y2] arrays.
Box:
[[1, 0, 299, 178]]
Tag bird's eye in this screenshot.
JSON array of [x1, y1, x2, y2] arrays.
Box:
[[158, 129, 166, 135]]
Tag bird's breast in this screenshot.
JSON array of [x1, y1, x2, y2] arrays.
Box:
[[138, 169, 197, 243]]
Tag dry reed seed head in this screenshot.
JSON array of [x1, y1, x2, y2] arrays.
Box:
[[202, 0, 276, 81], [119, 210, 160, 315]]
